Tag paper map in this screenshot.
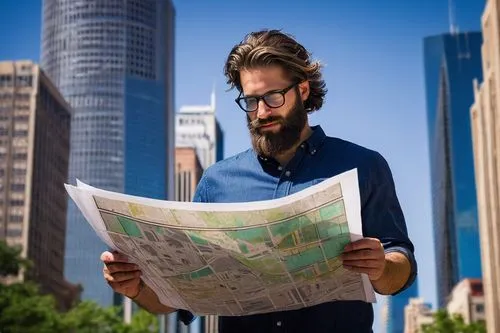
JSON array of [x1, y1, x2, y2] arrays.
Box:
[[65, 168, 376, 316]]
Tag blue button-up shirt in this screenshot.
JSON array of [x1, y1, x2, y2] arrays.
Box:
[[184, 125, 417, 333]]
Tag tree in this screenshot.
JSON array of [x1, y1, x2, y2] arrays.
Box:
[[0, 240, 31, 276], [0, 241, 64, 332], [62, 300, 125, 332], [421, 309, 486, 333], [127, 308, 160, 333], [0, 240, 158, 332]]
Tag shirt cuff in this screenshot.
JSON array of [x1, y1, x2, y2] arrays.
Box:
[[384, 246, 418, 296], [177, 309, 196, 326]]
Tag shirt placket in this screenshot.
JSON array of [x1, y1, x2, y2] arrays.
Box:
[[274, 144, 308, 199]]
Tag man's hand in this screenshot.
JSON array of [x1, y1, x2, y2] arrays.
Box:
[[101, 251, 142, 298], [341, 238, 386, 281]]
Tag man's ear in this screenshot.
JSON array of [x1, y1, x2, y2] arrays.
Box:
[[298, 81, 310, 102]]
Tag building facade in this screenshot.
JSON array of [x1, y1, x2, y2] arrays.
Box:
[[175, 91, 223, 333], [385, 281, 419, 333], [470, 1, 500, 332], [404, 298, 434, 333], [423, 32, 483, 307], [446, 278, 485, 324], [175, 147, 203, 202], [40, 0, 176, 306], [173, 147, 206, 333], [176, 89, 224, 170], [0, 60, 79, 309]]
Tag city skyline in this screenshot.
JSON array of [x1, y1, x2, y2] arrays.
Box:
[[0, 0, 488, 326]]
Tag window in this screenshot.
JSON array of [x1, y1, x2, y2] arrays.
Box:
[[9, 215, 23, 223], [10, 184, 25, 192], [476, 304, 485, 313], [7, 229, 22, 237]]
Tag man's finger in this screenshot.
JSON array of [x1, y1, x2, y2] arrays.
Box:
[[341, 249, 380, 261], [343, 238, 382, 252], [105, 270, 141, 283], [342, 264, 379, 276], [341, 259, 381, 269], [105, 262, 140, 274], [107, 278, 139, 290]]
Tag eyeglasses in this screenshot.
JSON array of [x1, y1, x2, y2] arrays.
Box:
[[235, 82, 297, 112]]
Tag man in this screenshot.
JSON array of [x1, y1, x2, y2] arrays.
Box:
[[101, 29, 417, 332]]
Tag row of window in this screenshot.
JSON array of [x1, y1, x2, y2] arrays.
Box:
[[0, 75, 33, 88], [178, 118, 208, 125], [0, 93, 30, 100], [0, 199, 24, 206], [0, 168, 27, 177], [0, 114, 30, 122], [0, 129, 28, 138]]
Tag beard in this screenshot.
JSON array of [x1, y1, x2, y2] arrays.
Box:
[[247, 97, 308, 157]]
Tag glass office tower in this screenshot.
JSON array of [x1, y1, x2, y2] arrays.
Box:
[[41, 0, 176, 306], [423, 32, 483, 307]]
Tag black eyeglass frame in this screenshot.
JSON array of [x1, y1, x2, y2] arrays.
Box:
[[235, 82, 298, 112]]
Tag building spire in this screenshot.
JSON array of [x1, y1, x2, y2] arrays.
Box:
[[210, 81, 216, 112], [448, 0, 459, 34]]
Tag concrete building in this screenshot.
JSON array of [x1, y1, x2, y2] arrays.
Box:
[[173, 146, 207, 333], [423, 31, 483, 306], [386, 281, 418, 333], [175, 90, 224, 333], [446, 279, 485, 324], [0, 60, 79, 309], [470, 2, 500, 332], [176, 89, 224, 170], [175, 147, 203, 202], [40, 0, 176, 306], [404, 298, 434, 333]]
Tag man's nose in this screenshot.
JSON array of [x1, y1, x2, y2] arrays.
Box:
[[256, 100, 272, 119]]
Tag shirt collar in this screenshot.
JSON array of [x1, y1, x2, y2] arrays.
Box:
[[303, 125, 326, 155], [256, 125, 327, 163]]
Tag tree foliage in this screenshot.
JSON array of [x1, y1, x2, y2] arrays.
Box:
[[422, 309, 486, 333], [0, 240, 158, 332]]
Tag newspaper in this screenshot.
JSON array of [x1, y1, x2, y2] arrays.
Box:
[[65, 168, 376, 316]]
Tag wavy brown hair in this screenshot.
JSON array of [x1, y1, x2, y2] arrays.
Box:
[[224, 29, 327, 113]]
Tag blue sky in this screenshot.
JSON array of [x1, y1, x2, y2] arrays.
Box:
[[0, 0, 486, 328]]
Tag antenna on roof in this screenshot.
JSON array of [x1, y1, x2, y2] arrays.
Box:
[[448, 0, 459, 34], [210, 81, 216, 112]]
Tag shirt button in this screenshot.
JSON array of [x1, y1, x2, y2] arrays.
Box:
[[285, 171, 291, 177], [311, 149, 317, 155], [277, 321, 282, 327], [277, 166, 283, 171], [300, 143, 305, 148]]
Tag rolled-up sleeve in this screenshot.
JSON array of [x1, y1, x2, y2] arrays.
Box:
[[361, 152, 418, 295]]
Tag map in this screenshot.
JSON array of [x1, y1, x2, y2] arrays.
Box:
[[65, 168, 376, 316]]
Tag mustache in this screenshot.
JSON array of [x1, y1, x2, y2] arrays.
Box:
[[248, 116, 283, 129]]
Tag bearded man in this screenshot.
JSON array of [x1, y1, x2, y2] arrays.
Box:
[[101, 29, 417, 333]]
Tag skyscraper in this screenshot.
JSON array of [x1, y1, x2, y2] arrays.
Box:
[[0, 60, 79, 309], [470, 1, 500, 331], [176, 89, 224, 169], [423, 32, 483, 307], [385, 282, 419, 333], [40, 0, 176, 306]]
